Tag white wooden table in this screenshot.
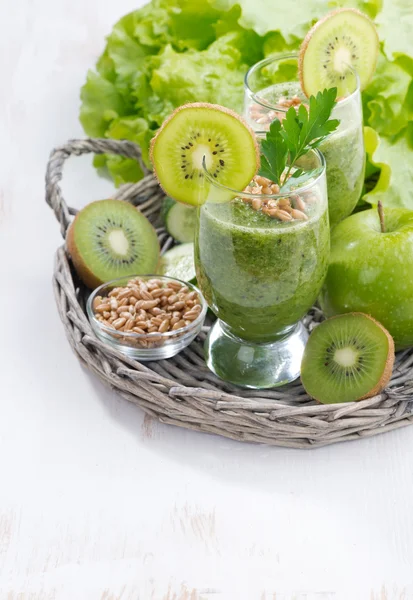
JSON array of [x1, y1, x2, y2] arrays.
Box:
[[1, 1, 412, 598]]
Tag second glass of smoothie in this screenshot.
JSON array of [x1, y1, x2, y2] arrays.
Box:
[[244, 53, 365, 227], [195, 149, 329, 389]]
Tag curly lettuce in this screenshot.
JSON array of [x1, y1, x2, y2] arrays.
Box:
[[364, 126, 413, 207], [80, 0, 413, 208], [80, 1, 262, 184]]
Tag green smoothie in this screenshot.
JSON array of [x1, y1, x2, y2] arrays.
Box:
[[195, 198, 330, 343], [319, 123, 365, 227], [246, 81, 365, 227]]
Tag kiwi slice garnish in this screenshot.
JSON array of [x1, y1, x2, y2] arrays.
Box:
[[299, 8, 379, 97], [150, 103, 260, 206], [301, 313, 394, 404], [67, 199, 160, 289]]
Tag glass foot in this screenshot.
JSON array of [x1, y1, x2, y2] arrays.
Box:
[[204, 320, 308, 389]]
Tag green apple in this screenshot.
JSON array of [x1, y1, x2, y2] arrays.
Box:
[[320, 206, 413, 349]]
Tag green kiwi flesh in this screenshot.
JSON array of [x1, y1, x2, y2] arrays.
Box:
[[299, 8, 379, 97], [301, 313, 394, 404], [150, 103, 260, 206], [67, 199, 160, 289]]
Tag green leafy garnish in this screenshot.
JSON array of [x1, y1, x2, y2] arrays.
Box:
[[259, 120, 288, 184], [259, 87, 340, 188]]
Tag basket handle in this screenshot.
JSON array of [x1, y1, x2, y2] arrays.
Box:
[[45, 138, 150, 238]]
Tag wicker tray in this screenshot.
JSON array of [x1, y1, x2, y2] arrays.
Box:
[[45, 138, 413, 448]]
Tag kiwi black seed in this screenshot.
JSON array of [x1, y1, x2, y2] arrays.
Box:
[[175, 132, 226, 182], [66, 199, 160, 289], [299, 8, 379, 97], [150, 103, 260, 206], [301, 313, 394, 404]]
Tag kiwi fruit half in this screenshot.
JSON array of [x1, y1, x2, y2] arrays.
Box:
[[301, 313, 394, 404], [67, 199, 160, 289], [299, 8, 379, 97], [150, 103, 260, 206]]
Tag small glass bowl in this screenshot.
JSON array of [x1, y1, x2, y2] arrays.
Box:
[[86, 275, 208, 361]]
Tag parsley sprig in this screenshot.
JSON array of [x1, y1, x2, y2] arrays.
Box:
[[259, 87, 340, 188]]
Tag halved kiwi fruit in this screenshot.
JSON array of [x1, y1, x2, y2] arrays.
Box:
[[301, 313, 394, 404], [150, 103, 260, 206], [67, 199, 159, 289], [299, 8, 379, 97]]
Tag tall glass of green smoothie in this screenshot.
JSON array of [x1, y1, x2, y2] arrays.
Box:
[[244, 53, 365, 227], [195, 149, 329, 389]]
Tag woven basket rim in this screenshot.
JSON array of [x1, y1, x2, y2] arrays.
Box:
[[45, 137, 413, 449]]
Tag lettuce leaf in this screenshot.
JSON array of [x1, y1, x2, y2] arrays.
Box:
[[364, 126, 413, 208], [80, 0, 258, 183], [210, 0, 382, 38], [104, 116, 154, 184], [363, 53, 413, 137], [211, 0, 331, 40], [376, 0, 413, 60], [80, 71, 132, 137], [145, 33, 256, 123], [79, 0, 413, 207]]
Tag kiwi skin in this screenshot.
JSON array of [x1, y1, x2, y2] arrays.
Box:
[[298, 8, 379, 97], [66, 200, 160, 290], [303, 312, 395, 404], [355, 313, 395, 400], [149, 102, 260, 198], [67, 221, 101, 289]]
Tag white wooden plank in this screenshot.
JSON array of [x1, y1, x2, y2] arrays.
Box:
[[0, 0, 412, 597]]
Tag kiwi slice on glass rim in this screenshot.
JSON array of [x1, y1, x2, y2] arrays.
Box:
[[298, 8, 379, 98], [301, 313, 394, 404], [150, 103, 260, 206], [67, 199, 160, 289]]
